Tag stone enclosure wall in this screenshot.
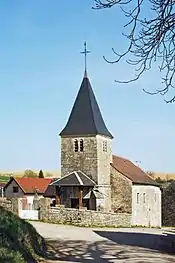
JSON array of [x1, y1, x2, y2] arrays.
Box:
[[0, 197, 19, 215], [0, 197, 12, 210], [0, 197, 131, 227], [40, 198, 131, 227]]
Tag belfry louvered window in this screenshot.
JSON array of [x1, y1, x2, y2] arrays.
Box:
[[80, 139, 84, 152], [74, 139, 78, 152], [103, 141, 107, 152]]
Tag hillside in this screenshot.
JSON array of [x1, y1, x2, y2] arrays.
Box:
[[149, 172, 175, 181], [1, 170, 175, 182], [0, 170, 60, 178], [0, 206, 46, 263]]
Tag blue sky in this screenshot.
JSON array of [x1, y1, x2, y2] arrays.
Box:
[[0, 0, 174, 173]]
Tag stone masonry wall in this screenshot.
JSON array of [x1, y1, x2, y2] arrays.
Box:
[[40, 202, 131, 227], [96, 135, 112, 211], [110, 166, 132, 213], [61, 135, 112, 212], [61, 135, 112, 184], [96, 135, 112, 185], [61, 136, 98, 183], [0, 197, 20, 216], [0, 197, 12, 211]]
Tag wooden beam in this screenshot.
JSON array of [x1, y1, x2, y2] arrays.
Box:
[[79, 187, 83, 209], [56, 187, 61, 205]]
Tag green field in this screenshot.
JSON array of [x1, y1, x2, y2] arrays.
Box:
[[0, 175, 10, 183]]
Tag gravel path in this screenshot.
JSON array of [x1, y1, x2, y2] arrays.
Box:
[[31, 221, 175, 263]]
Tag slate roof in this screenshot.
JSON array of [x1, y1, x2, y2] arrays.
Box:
[[50, 171, 96, 186], [60, 71, 113, 138], [44, 178, 58, 197], [4, 177, 53, 194], [111, 155, 159, 186], [44, 185, 56, 197]]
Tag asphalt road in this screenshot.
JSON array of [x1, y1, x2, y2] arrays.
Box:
[[31, 221, 175, 263]]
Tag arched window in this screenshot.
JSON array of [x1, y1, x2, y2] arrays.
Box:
[[80, 139, 84, 152], [74, 139, 78, 152]]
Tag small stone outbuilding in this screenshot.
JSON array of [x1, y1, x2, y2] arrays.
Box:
[[111, 155, 161, 227]]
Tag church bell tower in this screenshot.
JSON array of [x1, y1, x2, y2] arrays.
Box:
[[59, 43, 113, 211]]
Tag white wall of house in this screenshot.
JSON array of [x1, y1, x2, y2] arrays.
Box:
[[132, 184, 161, 227]]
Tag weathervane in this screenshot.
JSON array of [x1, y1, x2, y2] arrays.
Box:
[[81, 42, 91, 71]]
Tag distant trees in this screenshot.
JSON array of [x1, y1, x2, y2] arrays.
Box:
[[23, 169, 38, 178], [22, 169, 54, 178], [155, 177, 165, 184], [38, 169, 44, 178], [162, 180, 175, 226], [45, 172, 54, 178]]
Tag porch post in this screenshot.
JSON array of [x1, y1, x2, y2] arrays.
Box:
[[55, 186, 61, 205], [79, 186, 83, 209]]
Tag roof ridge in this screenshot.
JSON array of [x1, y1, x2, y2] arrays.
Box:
[[77, 170, 96, 184], [49, 171, 76, 185], [113, 154, 131, 162], [74, 171, 83, 185], [113, 154, 146, 173], [111, 155, 159, 186]]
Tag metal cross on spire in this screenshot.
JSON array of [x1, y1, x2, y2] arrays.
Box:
[[81, 42, 91, 73]]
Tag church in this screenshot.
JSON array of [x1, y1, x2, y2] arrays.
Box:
[[51, 45, 162, 227]]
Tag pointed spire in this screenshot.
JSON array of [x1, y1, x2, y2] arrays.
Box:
[[59, 43, 113, 138], [59, 73, 113, 138], [84, 68, 88, 78]]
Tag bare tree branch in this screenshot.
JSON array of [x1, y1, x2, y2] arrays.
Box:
[[93, 0, 175, 103]]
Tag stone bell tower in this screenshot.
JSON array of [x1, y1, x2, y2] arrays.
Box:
[[59, 43, 113, 211]]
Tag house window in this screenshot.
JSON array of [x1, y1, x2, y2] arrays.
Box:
[[74, 139, 78, 152], [80, 139, 84, 152], [103, 141, 107, 152], [137, 193, 139, 204], [143, 193, 146, 203], [13, 186, 19, 193]]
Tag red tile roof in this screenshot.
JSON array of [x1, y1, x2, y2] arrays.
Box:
[[9, 177, 53, 194], [111, 155, 158, 186]]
